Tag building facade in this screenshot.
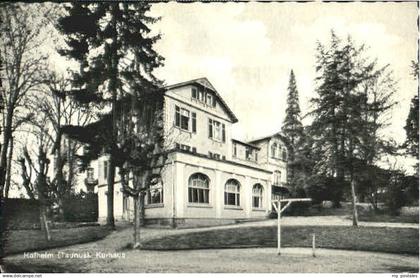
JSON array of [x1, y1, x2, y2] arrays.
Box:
[[91, 78, 289, 227]]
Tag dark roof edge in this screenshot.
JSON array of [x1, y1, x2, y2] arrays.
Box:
[[232, 139, 260, 150], [164, 78, 239, 123], [248, 132, 291, 147]]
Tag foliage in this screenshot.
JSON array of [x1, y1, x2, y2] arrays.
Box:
[[304, 175, 346, 205], [61, 191, 98, 222], [404, 94, 418, 161], [384, 170, 405, 215], [309, 31, 397, 219], [56, 2, 165, 228], [281, 70, 306, 187], [284, 186, 311, 215]]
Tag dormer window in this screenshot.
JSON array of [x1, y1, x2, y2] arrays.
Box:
[[192, 87, 198, 99], [206, 94, 212, 106], [199, 88, 205, 102]]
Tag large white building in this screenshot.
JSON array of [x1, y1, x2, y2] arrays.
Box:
[[87, 78, 289, 227]]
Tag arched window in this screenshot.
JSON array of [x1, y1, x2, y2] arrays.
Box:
[[252, 184, 264, 208], [188, 173, 210, 204], [271, 143, 277, 158], [224, 179, 240, 206]]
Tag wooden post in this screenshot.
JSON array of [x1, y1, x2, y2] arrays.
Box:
[[272, 198, 312, 256], [277, 200, 281, 255], [312, 233, 316, 257]]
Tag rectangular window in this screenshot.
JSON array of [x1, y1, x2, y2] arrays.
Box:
[[212, 97, 216, 107], [206, 94, 212, 106], [175, 106, 180, 127], [87, 167, 94, 179], [208, 152, 220, 160], [192, 112, 196, 133], [222, 123, 226, 142], [208, 119, 213, 138], [103, 161, 109, 180], [175, 105, 190, 131], [192, 147, 197, 153], [213, 121, 221, 141], [245, 147, 253, 161], [199, 88, 205, 102], [147, 183, 163, 204], [233, 143, 237, 157], [192, 87, 197, 99], [180, 108, 189, 130], [209, 118, 224, 142], [176, 143, 192, 152]]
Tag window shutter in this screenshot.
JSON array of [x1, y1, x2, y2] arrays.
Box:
[[192, 112, 196, 133], [175, 106, 180, 127], [222, 123, 226, 142], [208, 119, 213, 138]]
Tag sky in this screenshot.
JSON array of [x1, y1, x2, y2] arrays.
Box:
[[45, 2, 417, 172], [144, 1, 418, 172], [148, 2, 418, 140], [8, 2, 418, 197]]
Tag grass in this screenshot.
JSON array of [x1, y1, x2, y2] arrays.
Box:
[[141, 225, 419, 255], [356, 213, 419, 224], [2, 225, 112, 255], [3, 225, 418, 273]]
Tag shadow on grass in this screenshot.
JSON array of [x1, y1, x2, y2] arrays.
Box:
[[141, 225, 419, 255], [386, 265, 419, 273], [3, 225, 112, 256], [2, 262, 79, 273]]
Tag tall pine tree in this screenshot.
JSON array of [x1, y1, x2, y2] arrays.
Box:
[[404, 61, 418, 174], [56, 3, 164, 228], [282, 70, 304, 188], [310, 31, 396, 225]]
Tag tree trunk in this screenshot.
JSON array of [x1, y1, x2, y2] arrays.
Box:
[[4, 136, 14, 198], [55, 136, 65, 221], [350, 178, 358, 226], [39, 206, 51, 241], [106, 6, 119, 228], [133, 194, 141, 249], [106, 157, 115, 228], [139, 192, 145, 227], [0, 109, 13, 198]]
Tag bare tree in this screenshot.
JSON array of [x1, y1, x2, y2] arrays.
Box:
[[18, 112, 54, 241], [25, 72, 95, 219], [0, 3, 53, 198]]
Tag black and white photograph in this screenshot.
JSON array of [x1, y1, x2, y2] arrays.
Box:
[[0, 0, 418, 275]]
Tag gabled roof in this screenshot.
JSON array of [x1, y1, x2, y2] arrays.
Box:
[[164, 77, 238, 123], [232, 139, 260, 150], [247, 132, 290, 147]]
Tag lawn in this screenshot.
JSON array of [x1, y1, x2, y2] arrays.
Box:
[[356, 213, 419, 224], [141, 225, 419, 255], [2, 225, 112, 255], [2, 224, 418, 273]]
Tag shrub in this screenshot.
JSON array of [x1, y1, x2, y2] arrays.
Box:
[[384, 173, 405, 215], [62, 192, 98, 222]]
